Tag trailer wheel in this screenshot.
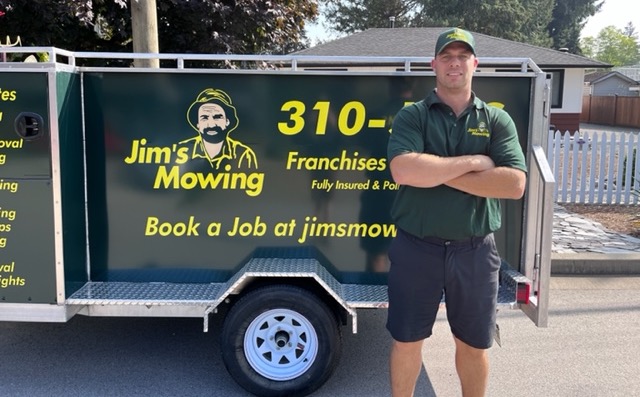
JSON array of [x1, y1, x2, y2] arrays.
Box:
[[221, 285, 342, 397]]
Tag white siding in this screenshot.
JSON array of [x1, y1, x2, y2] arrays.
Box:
[[553, 68, 584, 113]]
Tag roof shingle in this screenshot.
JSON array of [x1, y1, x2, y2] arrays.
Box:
[[295, 28, 610, 69]]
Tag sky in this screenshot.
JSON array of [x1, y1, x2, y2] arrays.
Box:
[[305, 0, 639, 43], [581, 0, 639, 37]]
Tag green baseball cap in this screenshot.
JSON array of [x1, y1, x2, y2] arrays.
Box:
[[435, 28, 476, 56]]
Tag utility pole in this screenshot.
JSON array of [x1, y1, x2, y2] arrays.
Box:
[[131, 0, 159, 68]]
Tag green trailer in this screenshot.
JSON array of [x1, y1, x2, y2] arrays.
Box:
[[0, 47, 553, 397]]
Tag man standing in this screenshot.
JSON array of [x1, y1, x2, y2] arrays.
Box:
[[182, 88, 258, 169], [386, 28, 527, 397]]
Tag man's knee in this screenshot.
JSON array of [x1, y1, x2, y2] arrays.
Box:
[[454, 336, 488, 358], [392, 339, 424, 353]]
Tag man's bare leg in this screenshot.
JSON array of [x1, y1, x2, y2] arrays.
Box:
[[390, 339, 424, 397], [454, 336, 489, 397]]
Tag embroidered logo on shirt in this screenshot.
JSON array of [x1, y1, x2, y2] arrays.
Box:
[[467, 121, 490, 137]]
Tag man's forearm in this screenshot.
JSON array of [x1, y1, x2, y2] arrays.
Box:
[[390, 152, 495, 188], [445, 167, 526, 199]]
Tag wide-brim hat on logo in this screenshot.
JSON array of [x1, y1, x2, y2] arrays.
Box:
[[187, 88, 239, 133], [435, 28, 476, 56]]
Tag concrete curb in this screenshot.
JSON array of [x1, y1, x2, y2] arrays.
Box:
[[552, 253, 640, 275]]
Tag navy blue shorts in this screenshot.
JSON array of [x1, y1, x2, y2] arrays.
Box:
[[386, 228, 501, 349]]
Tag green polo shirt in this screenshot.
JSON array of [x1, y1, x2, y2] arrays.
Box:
[[387, 90, 527, 240]]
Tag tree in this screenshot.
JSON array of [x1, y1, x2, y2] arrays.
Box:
[[581, 25, 640, 66], [156, 0, 317, 55], [323, 0, 422, 34], [322, 0, 555, 47], [623, 22, 637, 38], [547, 0, 603, 54], [580, 36, 597, 59], [0, 0, 130, 51], [0, 0, 317, 54], [321, 0, 627, 52], [417, 0, 554, 46]]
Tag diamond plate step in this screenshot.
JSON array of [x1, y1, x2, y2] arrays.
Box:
[[342, 284, 388, 308], [66, 282, 224, 306], [65, 262, 524, 310]]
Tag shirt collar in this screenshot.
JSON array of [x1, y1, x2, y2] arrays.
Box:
[[425, 90, 484, 110]]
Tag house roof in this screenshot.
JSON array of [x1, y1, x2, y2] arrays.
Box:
[[295, 28, 610, 69], [585, 70, 640, 85], [583, 71, 610, 83], [613, 66, 640, 82]]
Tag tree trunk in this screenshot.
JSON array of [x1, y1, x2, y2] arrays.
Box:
[[131, 0, 159, 68]]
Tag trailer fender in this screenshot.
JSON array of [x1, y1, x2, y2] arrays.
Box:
[[203, 256, 366, 333]]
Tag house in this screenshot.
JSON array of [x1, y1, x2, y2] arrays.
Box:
[[293, 27, 610, 132], [584, 70, 640, 97], [614, 65, 640, 82]]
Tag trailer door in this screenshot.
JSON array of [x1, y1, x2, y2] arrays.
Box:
[[0, 71, 57, 305], [518, 72, 554, 327]]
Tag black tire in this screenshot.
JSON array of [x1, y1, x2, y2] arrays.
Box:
[[220, 285, 342, 397]]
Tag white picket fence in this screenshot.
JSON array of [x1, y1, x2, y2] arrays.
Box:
[[546, 130, 640, 204]]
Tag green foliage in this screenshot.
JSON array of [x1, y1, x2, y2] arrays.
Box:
[[0, 0, 133, 51], [419, 0, 554, 46], [323, 0, 422, 34], [581, 25, 640, 66], [0, 0, 317, 54], [322, 0, 583, 48], [157, 0, 317, 54], [580, 36, 597, 59], [547, 0, 603, 54]]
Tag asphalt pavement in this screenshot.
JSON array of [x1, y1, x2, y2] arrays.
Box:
[[1, 276, 639, 396], [2, 182, 638, 396]]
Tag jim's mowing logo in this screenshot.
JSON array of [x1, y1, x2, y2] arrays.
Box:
[[124, 88, 264, 197], [181, 88, 258, 169]]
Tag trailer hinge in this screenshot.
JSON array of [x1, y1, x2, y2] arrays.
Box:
[[533, 253, 541, 292]]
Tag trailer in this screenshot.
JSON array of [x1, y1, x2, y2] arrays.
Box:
[[0, 47, 554, 397]]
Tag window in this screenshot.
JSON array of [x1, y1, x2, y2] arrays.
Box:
[[547, 70, 564, 108]]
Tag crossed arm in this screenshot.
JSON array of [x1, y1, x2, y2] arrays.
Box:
[[389, 152, 526, 200]]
